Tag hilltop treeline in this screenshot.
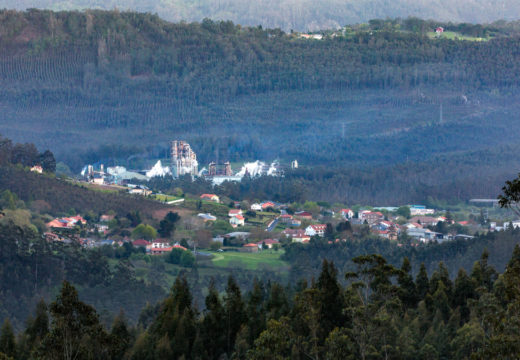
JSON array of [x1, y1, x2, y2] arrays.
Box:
[[3, 0, 520, 31], [2, 11, 520, 203], [3, 246, 520, 359], [0, 134, 169, 216]]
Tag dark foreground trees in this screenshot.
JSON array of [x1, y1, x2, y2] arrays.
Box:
[[3, 246, 520, 359]]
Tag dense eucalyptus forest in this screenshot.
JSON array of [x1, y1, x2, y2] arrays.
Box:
[[2, 246, 520, 359]]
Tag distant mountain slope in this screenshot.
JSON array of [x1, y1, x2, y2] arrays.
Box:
[[1, 10, 520, 202], [2, 0, 520, 31]]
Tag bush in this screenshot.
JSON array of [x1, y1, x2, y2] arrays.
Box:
[[209, 241, 222, 251], [180, 251, 195, 267], [167, 248, 184, 265]]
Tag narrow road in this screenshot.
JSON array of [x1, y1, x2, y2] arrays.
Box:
[[266, 217, 279, 232]]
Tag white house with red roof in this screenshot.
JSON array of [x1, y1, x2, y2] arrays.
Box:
[[261, 201, 276, 210], [31, 165, 43, 173], [340, 209, 354, 219], [230, 214, 245, 227], [305, 224, 327, 237]]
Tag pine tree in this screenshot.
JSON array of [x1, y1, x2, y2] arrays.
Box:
[[416, 263, 430, 300], [109, 311, 132, 360], [398, 257, 419, 308], [246, 279, 266, 346], [316, 259, 344, 339], [224, 276, 246, 355], [201, 281, 226, 359], [0, 319, 15, 359]]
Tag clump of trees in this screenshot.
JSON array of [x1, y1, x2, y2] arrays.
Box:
[[0, 134, 55, 172]]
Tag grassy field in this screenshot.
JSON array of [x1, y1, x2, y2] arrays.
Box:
[[427, 31, 489, 41], [153, 194, 181, 202], [209, 250, 288, 271]]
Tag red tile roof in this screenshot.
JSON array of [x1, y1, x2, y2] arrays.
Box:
[[132, 239, 151, 247], [310, 224, 327, 231]]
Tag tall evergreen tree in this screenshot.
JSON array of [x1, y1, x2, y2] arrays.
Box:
[[37, 281, 110, 360], [398, 257, 419, 308], [0, 319, 15, 359], [224, 276, 246, 355], [316, 259, 344, 338], [201, 281, 226, 359], [416, 263, 430, 300]]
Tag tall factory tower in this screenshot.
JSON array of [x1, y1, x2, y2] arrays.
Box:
[[171, 141, 198, 178]]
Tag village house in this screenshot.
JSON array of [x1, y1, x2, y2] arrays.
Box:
[[241, 243, 258, 253], [95, 224, 109, 233], [410, 205, 435, 216], [409, 216, 440, 227], [289, 219, 302, 227], [132, 239, 151, 248], [305, 224, 327, 237], [228, 209, 243, 217], [279, 214, 294, 223], [256, 238, 280, 249], [100, 214, 115, 222], [294, 211, 313, 220], [129, 186, 152, 196], [229, 214, 245, 227], [148, 242, 187, 255], [30, 165, 43, 173], [46, 215, 87, 229], [407, 228, 443, 243], [283, 229, 305, 238], [200, 194, 220, 203], [261, 201, 276, 210], [359, 211, 384, 224], [340, 209, 354, 219], [250, 203, 262, 211], [293, 235, 311, 243]]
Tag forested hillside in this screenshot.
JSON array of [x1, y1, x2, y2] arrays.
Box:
[[2, 11, 520, 203], [3, 0, 520, 31], [4, 246, 520, 359]]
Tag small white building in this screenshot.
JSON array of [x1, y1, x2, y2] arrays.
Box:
[[410, 205, 435, 216], [305, 224, 327, 237], [340, 209, 354, 219], [251, 203, 262, 211]]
